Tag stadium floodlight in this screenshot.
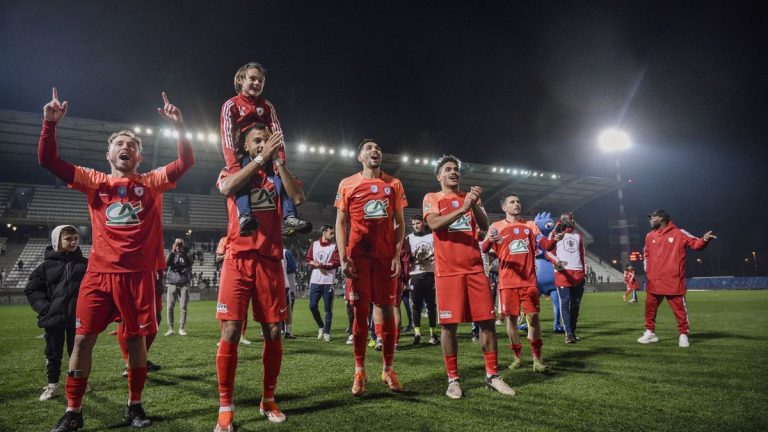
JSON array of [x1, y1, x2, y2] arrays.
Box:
[[492, 167, 497, 172], [162, 129, 171, 137], [551, 174, 557, 179], [133, 126, 141, 133], [185, 132, 193, 140], [196, 132, 204, 141], [512, 169, 519, 175], [208, 133, 218, 144], [298, 144, 308, 153], [12, 226, 17, 231], [329, 148, 335, 155], [506, 168, 511, 174], [145, 128, 153, 135], [172, 130, 180, 138], [423, 158, 429, 165], [401, 155, 408, 163], [319, 146, 326, 154], [414, 158, 420, 164], [598, 128, 631, 153], [309, 146, 316, 153], [6, 223, 10, 228]]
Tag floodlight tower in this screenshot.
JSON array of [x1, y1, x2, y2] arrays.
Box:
[[599, 128, 632, 267]]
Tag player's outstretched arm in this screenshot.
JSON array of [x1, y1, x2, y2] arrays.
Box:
[[158, 92, 195, 182], [38, 87, 75, 183]]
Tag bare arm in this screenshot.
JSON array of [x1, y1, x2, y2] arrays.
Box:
[[275, 163, 305, 205], [218, 132, 282, 196], [38, 87, 75, 183], [335, 208, 357, 278], [156, 92, 195, 182]]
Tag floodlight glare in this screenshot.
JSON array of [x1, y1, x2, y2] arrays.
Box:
[[185, 132, 193, 140], [414, 158, 420, 164], [512, 169, 519, 175], [298, 144, 307, 153], [329, 148, 335, 155], [172, 131, 180, 138], [162, 129, 171, 137], [145, 128, 153, 135], [551, 174, 557, 179], [506, 168, 511, 174], [598, 128, 631, 153], [133, 126, 141, 133], [401, 156, 409, 163], [309, 146, 316, 153], [492, 167, 497, 173], [319, 146, 326, 154], [208, 133, 218, 144], [196, 132, 205, 141], [423, 158, 429, 165]]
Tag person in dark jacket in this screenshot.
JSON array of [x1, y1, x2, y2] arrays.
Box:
[[165, 238, 193, 336], [25, 225, 87, 401]]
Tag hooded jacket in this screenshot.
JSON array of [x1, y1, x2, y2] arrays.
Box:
[[643, 221, 708, 295], [24, 226, 88, 328]]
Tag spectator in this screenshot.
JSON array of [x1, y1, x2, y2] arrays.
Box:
[[165, 238, 193, 336], [548, 212, 587, 344], [305, 225, 341, 342], [18, 259, 24, 272]]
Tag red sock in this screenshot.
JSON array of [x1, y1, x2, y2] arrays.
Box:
[[511, 343, 522, 358], [381, 318, 396, 368], [352, 304, 369, 369], [262, 339, 283, 400], [117, 329, 129, 363], [443, 354, 460, 380], [374, 323, 382, 340], [216, 340, 239, 407], [65, 375, 88, 409], [127, 366, 148, 403], [483, 351, 498, 376], [530, 338, 543, 359]]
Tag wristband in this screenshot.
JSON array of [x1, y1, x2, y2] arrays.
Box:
[[274, 159, 284, 167], [254, 155, 265, 166]]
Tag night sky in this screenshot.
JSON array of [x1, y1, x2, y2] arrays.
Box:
[[1, 1, 767, 272]]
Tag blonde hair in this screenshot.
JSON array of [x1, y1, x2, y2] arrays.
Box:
[[233, 62, 267, 93], [108, 130, 143, 153]]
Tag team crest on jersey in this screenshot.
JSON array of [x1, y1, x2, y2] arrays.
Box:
[[217, 303, 228, 313], [508, 238, 530, 254], [564, 236, 578, 253], [117, 186, 127, 198], [363, 198, 389, 219], [238, 106, 246, 116], [256, 107, 265, 116], [524, 228, 530, 235], [513, 228, 520, 235], [451, 200, 459, 208], [384, 187, 391, 195], [106, 202, 143, 226], [448, 214, 472, 232], [371, 185, 378, 193], [250, 188, 277, 211], [668, 237, 674, 243], [134, 186, 144, 197]]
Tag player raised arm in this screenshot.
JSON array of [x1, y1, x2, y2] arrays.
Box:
[[157, 92, 195, 182], [38, 87, 76, 183]]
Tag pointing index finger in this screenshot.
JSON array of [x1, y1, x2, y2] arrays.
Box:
[[162, 92, 170, 106], [52, 87, 59, 101]]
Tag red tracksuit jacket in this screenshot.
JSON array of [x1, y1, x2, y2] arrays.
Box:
[[643, 221, 708, 296]]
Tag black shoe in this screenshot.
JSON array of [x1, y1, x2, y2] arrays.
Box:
[[124, 404, 151, 428], [429, 335, 440, 345], [284, 332, 296, 339], [239, 214, 259, 237], [573, 334, 582, 341], [565, 333, 577, 344], [122, 367, 128, 377], [282, 216, 312, 237], [413, 334, 421, 345], [51, 411, 83, 432], [146, 360, 161, 372]]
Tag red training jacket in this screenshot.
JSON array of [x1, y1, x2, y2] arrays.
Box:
[[643, 221, 709, 296]]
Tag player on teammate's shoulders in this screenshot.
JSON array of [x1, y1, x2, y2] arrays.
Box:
[[220, 61, 311, 237], [40, 88, 194, 432], [214, 122, 305, 431], [481, 194, 562, 373], [335, 139, 407, 396], [423, 155, 515, 399]]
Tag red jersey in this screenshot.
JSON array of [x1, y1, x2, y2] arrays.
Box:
[[422, 191, 484, 277], [643, 221, 708, 295], [69, 166, 174, 273], [624, 269, 639, 289], [335, 172, 407, 259], [218, 168, 283, 260], [219, 94, 282, 170], [483, 219, 555, 289]]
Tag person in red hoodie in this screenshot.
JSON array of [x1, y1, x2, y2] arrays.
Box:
[[637, 209, 716, 348], [623, 264, 640, 303]]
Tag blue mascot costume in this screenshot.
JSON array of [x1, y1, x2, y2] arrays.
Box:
[[534, 212, 564, 333]]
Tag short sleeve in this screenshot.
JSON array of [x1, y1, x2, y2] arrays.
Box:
[[393, 179, 408, 210], [422, 193, 439, 217], [69, 166, 102, 194], [143, 168, 176, 193], [334, 181, 349, 211]]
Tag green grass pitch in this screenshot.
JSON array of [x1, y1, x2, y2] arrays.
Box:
[[1, 290, 767, 431]]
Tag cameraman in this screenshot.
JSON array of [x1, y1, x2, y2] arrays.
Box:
[[165, 238, 193, 336]]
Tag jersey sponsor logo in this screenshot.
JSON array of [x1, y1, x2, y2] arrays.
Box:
[[508, 238, 531, 254], [256, 106, 265, 116], [448, 213, 472, 232], [105, 202, 143, 226], [139, 322, 153, 329], [279, 305, 287, 313], [134, 186, 144, 197], [217, 303, 228, 313], [363, 198, 389, 219], [439, 310, 453, 319], [250, 188, 277, 211]]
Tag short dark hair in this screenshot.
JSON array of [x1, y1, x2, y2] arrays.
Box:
[[60, 226, 79, 237], [410, 214, 423, 222], [435, 155, 461, 175], [357, 138, 377, 154], [500, 193, 519, 208], [237, 122, 269, 149], [321, 224, 334, 232]]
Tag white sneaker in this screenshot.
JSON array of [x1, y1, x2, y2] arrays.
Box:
[[178, 328, 187, 336], [239, 337, 253, 345], [346, 334, 354, 345], [679, 334, 690, 348], [323, 333, 331, 342], [445, 379, 463, 399], [165, 329, 175, 336], [485, 375, 516, 396], [39, 383, 60, 401], [637, 330, 659, 344], [317, 328, 324, 340]]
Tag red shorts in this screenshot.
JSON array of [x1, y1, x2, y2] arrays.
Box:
[[347, 257, 398, 307], [435, 272, 495, 324], [217, 253, 287, 323], [499, 286, 540, 316], [76, 271, 158, 337]]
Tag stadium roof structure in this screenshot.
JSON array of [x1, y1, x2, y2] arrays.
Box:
[[0, 109, 625, 217]]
